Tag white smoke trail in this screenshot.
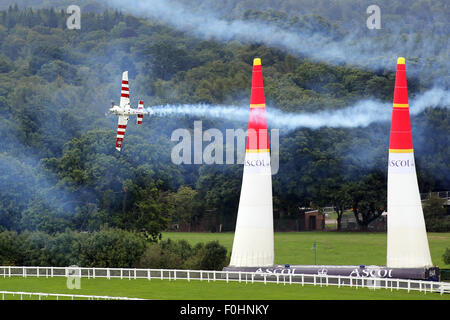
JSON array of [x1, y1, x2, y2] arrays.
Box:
[[144, 88, 449, 131], [408, 87, 450, 115], [107, 0, 449, 79], [107, 0, 449, 127]]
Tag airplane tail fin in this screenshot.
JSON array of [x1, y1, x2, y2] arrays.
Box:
[[137, 100, 144, 125]]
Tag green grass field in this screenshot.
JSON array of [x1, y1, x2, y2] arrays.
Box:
[[162, 231, 450, 268], [0, 276, 448, 300], [1, 232, 449, 300]]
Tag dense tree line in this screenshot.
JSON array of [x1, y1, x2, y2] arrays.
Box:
[[0, 228, 228, 269], [0, 4, 447, 255]]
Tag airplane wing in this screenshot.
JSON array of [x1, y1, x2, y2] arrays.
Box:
[[120, 71, 130, 107], [115, 115, 129, 151]]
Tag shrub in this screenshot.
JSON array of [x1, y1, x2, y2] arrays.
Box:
[[443, 248, 450, 265], [198, 241, 228, 270], [134, 239, 228, 270], [79, 228, 147, 268]]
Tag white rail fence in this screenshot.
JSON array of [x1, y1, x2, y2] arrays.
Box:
[[1, 266, 449, 296], [421, 191, 450, 202], [0, 290, 145, 300]]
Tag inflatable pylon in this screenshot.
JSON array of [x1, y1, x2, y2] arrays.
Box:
[[386, 57, 433, 268], [229, 58, 274, 267]]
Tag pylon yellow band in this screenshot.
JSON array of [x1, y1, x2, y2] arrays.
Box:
[[250, 104, 266, 108], [393, 103, 409, 108], [389, 149, 414, 153], [253, 58, 261, 66], [246, 149, 270, 153]]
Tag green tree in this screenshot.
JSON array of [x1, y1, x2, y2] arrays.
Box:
[[347, 172, 387, 231], [0, 231, 21, 265], [423, 195, 450, 232], [166, 186, 199, 231], [313, 179, 352, 231]]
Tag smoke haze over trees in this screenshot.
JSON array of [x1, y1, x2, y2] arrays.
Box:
[[0, 1, 448, 267]]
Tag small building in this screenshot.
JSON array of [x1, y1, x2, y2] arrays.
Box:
[[273, 208, 326, 231], [304, 210, 325, 231]]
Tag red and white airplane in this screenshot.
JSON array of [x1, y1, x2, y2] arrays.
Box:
[[109, 71, 144, 151]]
